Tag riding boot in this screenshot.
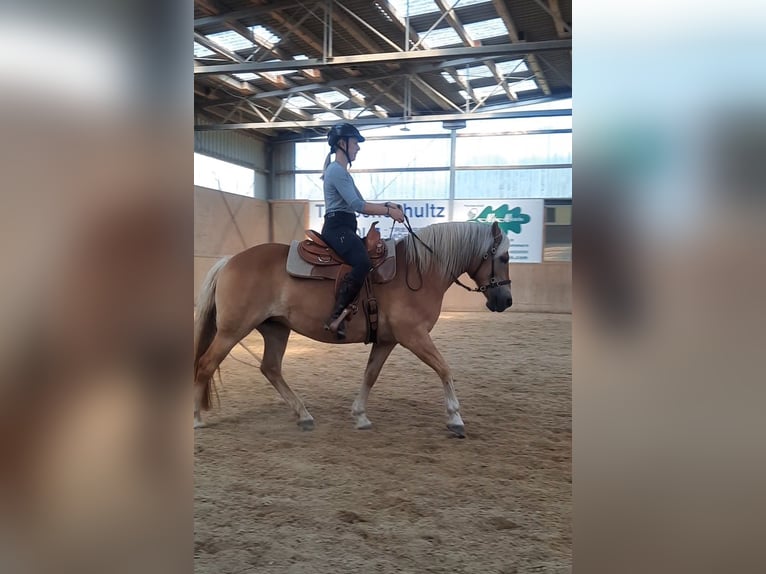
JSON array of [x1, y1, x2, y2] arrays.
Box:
[[324, 273, 363, 340]]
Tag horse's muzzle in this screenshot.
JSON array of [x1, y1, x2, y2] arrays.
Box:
[[486, 296, 512, 312]]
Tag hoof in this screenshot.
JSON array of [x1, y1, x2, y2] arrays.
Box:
[[446, 424, 466, 438], [355, 420, 373, 430], [193, 419, 206, 429], [298, 419, 315, 431]]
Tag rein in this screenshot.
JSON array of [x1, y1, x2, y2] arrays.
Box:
[[391, 212, 511, 293], [401, 213, 434, 291]]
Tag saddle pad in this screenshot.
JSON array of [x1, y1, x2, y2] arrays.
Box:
[[286, 238, 396, 280]]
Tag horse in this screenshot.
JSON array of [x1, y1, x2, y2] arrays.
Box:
[[193, 220, 513, 437]]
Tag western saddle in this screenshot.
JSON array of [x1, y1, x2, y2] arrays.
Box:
[[295, 222, 396, 342]]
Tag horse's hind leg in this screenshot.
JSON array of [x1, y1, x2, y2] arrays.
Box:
[[256, 321, 315, 431], [194, 328, 249, 428], [351, 342, 397, 429], [399, 331, 466, 438]]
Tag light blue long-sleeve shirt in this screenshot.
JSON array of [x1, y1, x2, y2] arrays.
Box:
[[323, 162, 366, 214]]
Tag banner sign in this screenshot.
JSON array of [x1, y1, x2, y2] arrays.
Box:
[[453, 199, 544, 263], [308, 198, 543, 263], [309, 200, 448, 241]]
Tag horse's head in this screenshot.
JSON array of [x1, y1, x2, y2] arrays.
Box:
[[469, 222, 513, 312]]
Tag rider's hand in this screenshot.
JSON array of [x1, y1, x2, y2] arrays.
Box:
[[389, 206, 405, 223]]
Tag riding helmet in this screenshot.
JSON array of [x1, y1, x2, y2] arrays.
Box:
[[327, 122, 365, 148]]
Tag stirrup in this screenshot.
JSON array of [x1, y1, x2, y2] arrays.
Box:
[[325, 306, 352, 333]]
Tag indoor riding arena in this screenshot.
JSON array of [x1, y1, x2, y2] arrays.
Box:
[[194, 1, 571, 572]]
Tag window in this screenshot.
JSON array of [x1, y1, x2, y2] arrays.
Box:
[[194, 153, 254, 197], [543, 200, 571, 261]]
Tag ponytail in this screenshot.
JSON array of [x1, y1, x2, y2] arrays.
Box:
[[319, 149, 333, 180]]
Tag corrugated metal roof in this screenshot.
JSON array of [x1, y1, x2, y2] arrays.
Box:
[[194, 0, 571, 136]]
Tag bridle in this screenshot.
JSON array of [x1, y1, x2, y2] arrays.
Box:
[[452, 228, 512, 293], [395, 214, 511, 293]]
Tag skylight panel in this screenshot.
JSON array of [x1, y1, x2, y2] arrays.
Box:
[[233, 73, 259, 82], [258, 60, 298, 77], [285, 96, 316, 111], [457, 65, 494, 81], [388, 0, 439, 17], [496, 59, 528, 75], [249, 25, 280, 47], [293, 54, 309, 60], [454, 0, 491, 6], [315, 91, 348, 105], [349, 88, 366, 100], [463, 18, 508, 40], [314, 111, 342, 121], [471, 84, 503, 101], [345, 107, 375, 119], [419, 27, 463, 48], [509, 79, 539, 93], [441, 71, 456, 83], [206, 31, 254, 52], [194, 42, 214, 58]]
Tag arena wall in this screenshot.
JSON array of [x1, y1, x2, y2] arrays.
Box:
[[194, 186, 269, 300], [194, 192, 571, 312]]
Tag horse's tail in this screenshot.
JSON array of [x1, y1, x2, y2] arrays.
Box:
[[193, 256, 230, 410]]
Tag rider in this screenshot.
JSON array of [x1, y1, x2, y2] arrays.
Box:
[[321, 122, 405, 339]]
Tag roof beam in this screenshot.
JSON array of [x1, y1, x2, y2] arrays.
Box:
[[531, 0, 572, 36], [277, 127, 572, 144], [376, 0, 421, 50], [268, 7, 325, 55], [334, 1, 403, 54], [194, 31, 245, 62], [194, 1, 323, 89], [336, 88, 388, 119], [333, 10, 455, 113], [269, 8, 405, 112], [194, 41, 571, 75], [194, 1, 305, 28], [434, 0, 516, 104], [433, 0, 483, 104], [194, 23, 314, 124], [250, 53, 512, 101], [434, 0, 477, 47], [195, 107, 572, 131], [492, 0, 551, 95], [410, 75, 458, 112], [548, 0, 571, 38]]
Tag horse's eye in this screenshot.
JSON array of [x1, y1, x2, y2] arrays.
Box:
[[499, 255, 509, 264]]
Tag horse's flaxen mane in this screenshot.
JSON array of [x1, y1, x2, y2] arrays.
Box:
[[400, 222, 510, 281]]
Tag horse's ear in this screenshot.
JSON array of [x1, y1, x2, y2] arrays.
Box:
[[490, 221, 503, 246]]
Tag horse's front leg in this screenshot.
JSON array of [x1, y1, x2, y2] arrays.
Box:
[[399, 332, 465, 438], [352, 342, 397, 429]]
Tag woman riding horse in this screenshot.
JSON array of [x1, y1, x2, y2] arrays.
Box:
[[320, 122, 405, 339]]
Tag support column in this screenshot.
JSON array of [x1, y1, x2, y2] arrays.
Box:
[[448, 127, 456, 222]]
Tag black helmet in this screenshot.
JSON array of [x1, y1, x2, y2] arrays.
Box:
[[327, 122, 365, 148]]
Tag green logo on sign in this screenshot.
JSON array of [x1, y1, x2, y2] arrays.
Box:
[[469, 204, 531, 234]]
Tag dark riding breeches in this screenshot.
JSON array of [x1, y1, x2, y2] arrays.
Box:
[[321, 211, 371, 286]]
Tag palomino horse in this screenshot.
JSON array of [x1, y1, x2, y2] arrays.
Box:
[[193, 220, 512, 437]]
